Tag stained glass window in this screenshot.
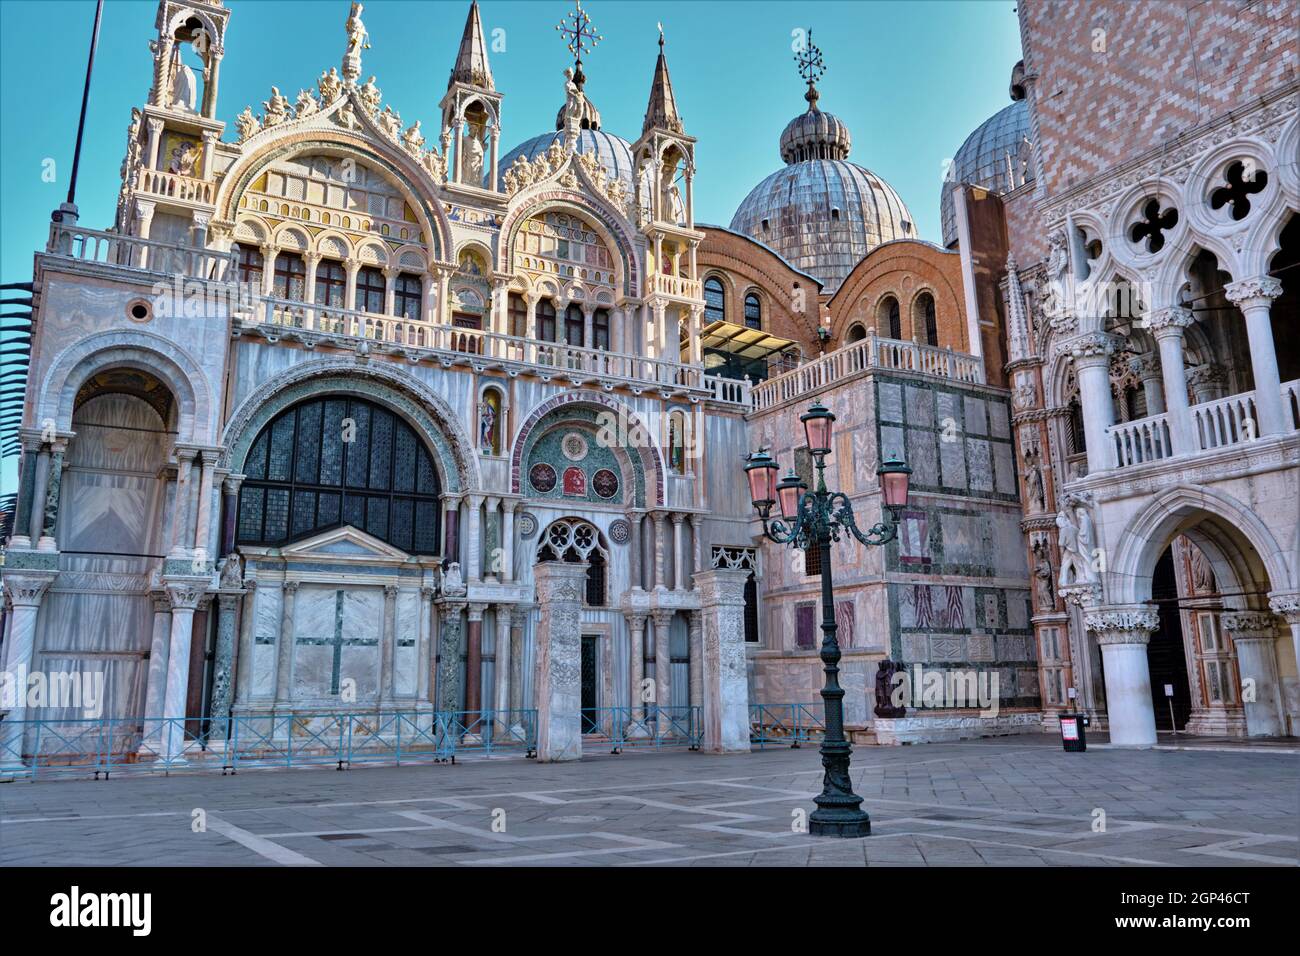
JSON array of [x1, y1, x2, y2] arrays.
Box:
[[236, 396, 442, 554], [315, 259, 346, 307], [273, 253, 306, 301], [395, 273, 422, 320]]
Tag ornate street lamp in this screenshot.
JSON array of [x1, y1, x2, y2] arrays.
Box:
[[745, 402, 910, 838]]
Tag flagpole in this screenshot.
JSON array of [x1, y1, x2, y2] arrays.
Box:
[[61, 0, 105, 221]]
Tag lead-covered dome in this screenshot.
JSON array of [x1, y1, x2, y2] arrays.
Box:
[[939, 76, 1034, 247], [731, 88, 913, 294]]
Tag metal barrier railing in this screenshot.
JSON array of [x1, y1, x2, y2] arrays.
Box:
[[749, 703, 827, 750], [580, 706, 701, 753], [0, 710, 537, 779]]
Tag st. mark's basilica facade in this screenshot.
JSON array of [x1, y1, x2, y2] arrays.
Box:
[[1, 0, 1297, 767]]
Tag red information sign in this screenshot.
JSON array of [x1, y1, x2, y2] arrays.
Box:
[[1060, 717, 1079, 741]]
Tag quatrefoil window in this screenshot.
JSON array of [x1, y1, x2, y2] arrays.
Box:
[[1128, 199, 1179, 254], [1209, 161, 1267, 221]]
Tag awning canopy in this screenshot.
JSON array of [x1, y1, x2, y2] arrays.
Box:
[[688, 319, 800, 364]]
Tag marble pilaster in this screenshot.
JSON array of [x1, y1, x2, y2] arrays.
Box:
[[693, 568, 751, 752], [534, 562, 587, 762]]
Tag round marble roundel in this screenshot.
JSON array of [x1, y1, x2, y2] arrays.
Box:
[[518, 512, 539, 539], [529, 462, 557, 493], [592, 468, 619, 499], [561, 432, 589, 462], [608, 518, 630, 544]]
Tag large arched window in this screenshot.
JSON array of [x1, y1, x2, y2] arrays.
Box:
[[593, 308, 611, 350], [846, 322, 867, 343], [236, 396, 442, 554], [704, 277, 725, 324], [915, 292, 938, 346], [235, 243, 264, 287], [877, 295, 901, 339], [394, 273, 422, 320], [743, 292, 762, 330]]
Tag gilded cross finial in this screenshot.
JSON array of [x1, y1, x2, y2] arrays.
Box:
[[794, 28, 825, 108], [556, 0, 602, 87]]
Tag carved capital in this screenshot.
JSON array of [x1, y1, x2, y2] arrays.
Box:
[[1085, 605, 1159, 644], [1221, 610, 1275, 638], [1145, 305, 1194, 337], [1224, 275, 1282, 308], [1067, 331, 1120, 364], [1267, 591, 1300, 624], [2, 571, 57, 608], [163, 576, 210, 611]]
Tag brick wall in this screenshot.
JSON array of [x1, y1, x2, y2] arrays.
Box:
[[1021, 0, 1299, 195]]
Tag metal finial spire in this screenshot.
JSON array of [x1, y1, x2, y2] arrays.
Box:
[[556, 0, 602, 88], [657, 21, 664, 50], [794, 28, 826, 109]]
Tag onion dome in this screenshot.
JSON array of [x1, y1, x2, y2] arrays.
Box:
[[730, 41, 913, 294], [939, 62, 1035, 247]]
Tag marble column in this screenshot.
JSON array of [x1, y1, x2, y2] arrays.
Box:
[[435, 601, 467, 713], [1138, 359, 1166, 415], [10, 434, 42, 549], [234, 581, 258, 706], [1222, 611, 1284, 737], [379, 585, 398, 704], [501, 501, 516, 583], [652, 512, 668, 590], [693, 568, 751, 752], [1224, 276, 1285, 437], [652, 609, 674, 732], [220, 474, 244, 557], [671, 512, 686, 590], [272, 580, 300, 708], [533, 562, 587, 762], [626, 612, 648, 736], [27, 445, 52, 548], [689, 514, 703, 588], [416, 586, 435, 705], [466, 495, 484, 583], [0, 572, 56, 766], [1268, 592, 1300, 700], [627, 510, 644, 591], [1070, 333, 1118, 473], [1085, 606, 1159, 747], [1146, 306, 1194, 454], [443, 498, 460, 565], [688, 610, 703, 713], [169, 447, 195, 558], [509, 605, 529, 714], [465, 603, 486, 728], [483, 496, 501, 580], [494, 606, 513, 730], [192, 449, 219, 565], [161, 577, 208, 762], [209, 592, 242, 739], [143, 593, 172, 736]]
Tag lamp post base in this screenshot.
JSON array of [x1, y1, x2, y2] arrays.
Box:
[[809, 810, 871, 838]]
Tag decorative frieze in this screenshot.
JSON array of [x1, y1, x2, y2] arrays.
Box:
[[1084, 606, 1160, 644]]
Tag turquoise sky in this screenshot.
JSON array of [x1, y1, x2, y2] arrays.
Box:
[[0, 0, 1022, 496]]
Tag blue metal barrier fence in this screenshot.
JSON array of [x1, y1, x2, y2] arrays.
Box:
[[580, 705, 701, 752], [0, 709, 537, 779], [749, 703, 827, 749]]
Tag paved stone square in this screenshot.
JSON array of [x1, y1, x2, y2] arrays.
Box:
[[0, 736, 1295, 867]]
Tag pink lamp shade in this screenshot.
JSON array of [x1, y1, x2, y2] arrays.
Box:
[[800, 401, 835, 456], [877, 454, 912, 511], [744, 449, 780, 511], [776, 470, 806, 520]]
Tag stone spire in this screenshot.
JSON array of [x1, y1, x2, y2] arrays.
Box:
[[449, 1, 494, 91], [642, 25, 683, 135], [1005, 252, 1031, 361]]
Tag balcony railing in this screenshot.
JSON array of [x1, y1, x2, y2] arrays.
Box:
[[46, 222, 235, 281], [705, 374, 752, 406], [134, 169, 216, 205], [244, 296, 708, 393], [646, 273, 702, 300], [1105, 380, 1300, 470], [1192, 391, 1258, 451], [751, 332, 984, 410], [1107, 413, 1173, 467]]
